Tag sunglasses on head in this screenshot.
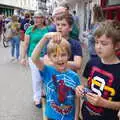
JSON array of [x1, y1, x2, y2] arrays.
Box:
[[34, 16, 44, 18]]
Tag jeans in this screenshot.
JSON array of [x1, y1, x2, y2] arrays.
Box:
[[11, 36, 20, 59]]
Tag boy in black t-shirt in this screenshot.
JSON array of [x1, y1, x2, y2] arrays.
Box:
[[44, 13, 82, 73], [76, 20, 120, 120]]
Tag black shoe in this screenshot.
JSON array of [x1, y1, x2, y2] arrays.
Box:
[[35, 103, 42, 109]]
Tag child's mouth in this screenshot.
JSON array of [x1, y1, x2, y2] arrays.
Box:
[[57, 63, 64, 65]]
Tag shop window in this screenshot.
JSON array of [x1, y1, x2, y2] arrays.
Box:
[[111, 11, 117, 19], [107, 0, 120, 6]]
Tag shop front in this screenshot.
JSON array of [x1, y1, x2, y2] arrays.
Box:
[[101, 0, 120, 21], [0, 4, 15, 16]]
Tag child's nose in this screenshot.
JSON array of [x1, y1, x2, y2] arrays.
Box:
[[58, 25, 62, 29], [58, 56, 62, 61], [96, 43, 102, 49]]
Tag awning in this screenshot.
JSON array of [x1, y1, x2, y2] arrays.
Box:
[[0, 4, 21, 9]]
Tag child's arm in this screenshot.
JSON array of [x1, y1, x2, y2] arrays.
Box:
[[86, 92, 120, 110], [67, 56, 82, 71], [31, 35, 48, 70], [74, 96, 80, 120], [31, 32, 61, 70]]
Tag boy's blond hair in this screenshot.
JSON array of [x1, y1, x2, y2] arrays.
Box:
[[94, 20, 120, 45], [47, 38, 71, 58]]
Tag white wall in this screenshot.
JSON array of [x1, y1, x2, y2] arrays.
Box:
[[0, 0, 19, 7], [66, 0, 89, 35], [65, 0, 100, 35], [47, 0, 100, 37], [0, 0, 36, 11]]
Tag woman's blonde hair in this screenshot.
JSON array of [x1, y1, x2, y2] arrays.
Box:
[[12, 15, 18, 22], [47, 38, 71, 58], [24, 12, 31, 18]]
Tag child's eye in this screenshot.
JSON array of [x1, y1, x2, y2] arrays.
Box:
[[53, 54, 57, 57], [62, 24, 67, 26], [101, 42, 108, 46], [56, 23, 60, 26], [52, 53, 57, 58], [95, 41, 99, 44], [61, 53, 67, 57]]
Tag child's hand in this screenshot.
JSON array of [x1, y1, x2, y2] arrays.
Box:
[[86, 92, 104, 107], [45, 32, 62, 44], [75, 85, 85, 97]]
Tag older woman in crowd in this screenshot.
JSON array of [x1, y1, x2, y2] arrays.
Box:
[[20, 11, 49, 108]]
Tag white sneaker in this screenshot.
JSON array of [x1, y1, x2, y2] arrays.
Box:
[[12, 58, 19, 63], [10, 57, 15, 61]]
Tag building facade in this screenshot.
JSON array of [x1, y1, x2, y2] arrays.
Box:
[[101, 0, 120, 21], [46, 0, 57, 15], [36, 0, 47, 14], [0, 0, 37, 16], [48, 0, 100, 36]]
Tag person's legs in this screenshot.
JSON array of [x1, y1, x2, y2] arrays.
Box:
[[28, 58, 42, 105], [10, 38, 15, 59], [0, 32, 2, 42], [14, 36, 20, 59]]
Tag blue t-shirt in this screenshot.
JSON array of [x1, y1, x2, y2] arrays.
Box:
[[40, 65, 80, 120], [82, 58, 120, 120]]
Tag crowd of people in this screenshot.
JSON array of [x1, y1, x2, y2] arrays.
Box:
[[0, 4, 120, 120]]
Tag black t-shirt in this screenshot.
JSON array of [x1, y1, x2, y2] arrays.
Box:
[[20, 18, 34, 32], [82, 58, 120, 120]]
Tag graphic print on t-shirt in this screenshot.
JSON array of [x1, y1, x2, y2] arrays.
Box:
[[24, 23, 31, 31], [47, 74, 76, 115], [85, 66, 116, 115]]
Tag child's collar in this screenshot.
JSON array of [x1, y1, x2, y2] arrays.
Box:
[[101, 57, 120, 65]]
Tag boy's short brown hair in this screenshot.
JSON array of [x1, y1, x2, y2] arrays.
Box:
[[94, 20, 120, 45], [55, 13, 73, 26], [47, 38, 71, 58]]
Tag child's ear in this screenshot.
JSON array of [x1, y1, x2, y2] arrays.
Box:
[[48, 54, 52, 61], [70, 26, 72, 31]]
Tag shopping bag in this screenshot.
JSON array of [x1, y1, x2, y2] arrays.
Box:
[[20, 30, 25, 41], [6, 29, 13, 40]]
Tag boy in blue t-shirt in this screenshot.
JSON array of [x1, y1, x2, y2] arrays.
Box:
[[32, 32, 81, 120], [76, 20, 120, 120]]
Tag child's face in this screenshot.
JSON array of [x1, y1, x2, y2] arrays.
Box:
[[95, 34, 116, 59], [49, 49, 69, 72], [55, 19, 72, 38]]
